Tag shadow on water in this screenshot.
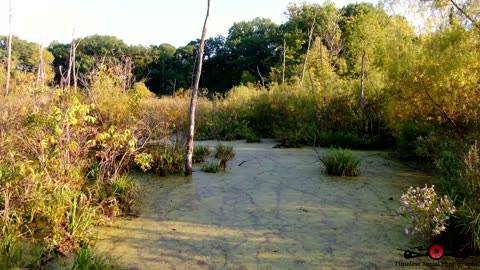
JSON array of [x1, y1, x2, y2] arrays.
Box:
[[95, 140, 475, 269]]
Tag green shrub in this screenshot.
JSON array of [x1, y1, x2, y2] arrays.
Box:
[[319, 148, 360, 176], [201, 160, 221, 173], [429, 141, 480, 253], [316, 131, 389, 150], [273, 127, 304, 147], [193, 145, 210, 163], [111, 174, 140, 213], [214, 144, 235, 171], [244, 130, 260, 143], [455, 142, 480, 253], [138, 144, 185, 176]]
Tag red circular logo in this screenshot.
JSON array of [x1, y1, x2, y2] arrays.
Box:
[[428, 244, 444, 260]]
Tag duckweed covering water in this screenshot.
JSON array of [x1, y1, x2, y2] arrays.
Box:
[[95, 140, 474, 269]]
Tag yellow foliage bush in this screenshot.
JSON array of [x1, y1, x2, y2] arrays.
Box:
[[88, 66, 135, 127]]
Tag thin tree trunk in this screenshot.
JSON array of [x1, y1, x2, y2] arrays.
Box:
[[449, 0, 480, 30], [59, 66, 65, 89], [301, 7, 317, 86], [169, 79, 176, 96], [191, 48, 198, 89], [73, 41, 78, 92], [256, 65, 265, 87], [66, 39, 73, 89], [319, 42, 326, 130], [308, 69, 315, 94], [35, 44, 45, 89], [162, 56, 166, 91], [282, 39, 286, 86], [5, 0, 12, 96], [185, 0, 210, 176], [319, 40, 324, 70], [360, 50, 366, 134]]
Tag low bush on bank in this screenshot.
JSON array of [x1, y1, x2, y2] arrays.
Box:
[[396, 141, 480, 254]]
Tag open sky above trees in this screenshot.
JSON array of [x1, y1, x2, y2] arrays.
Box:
[[0, 0, 376, 47]]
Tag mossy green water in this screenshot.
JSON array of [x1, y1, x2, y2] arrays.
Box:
[[95, 140, 474, 269]]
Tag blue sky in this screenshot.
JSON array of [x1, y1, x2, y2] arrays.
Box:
[[1, 0, 378, 47]]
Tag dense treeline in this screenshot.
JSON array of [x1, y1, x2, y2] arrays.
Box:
[[0, 2, 405, 95], [2, 0, 480, 267]]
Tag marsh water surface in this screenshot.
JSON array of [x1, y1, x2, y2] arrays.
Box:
[[96, 140, 443, 269]]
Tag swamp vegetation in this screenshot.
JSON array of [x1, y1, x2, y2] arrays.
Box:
[[1, 0, 480, 268]]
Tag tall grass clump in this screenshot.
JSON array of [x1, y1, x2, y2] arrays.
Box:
[[201, 160, 221, 173], [72, 244, 119, 270], [193, 145, 210, 163], [0, 228, 23, 269], [319, 148, 360, 176]]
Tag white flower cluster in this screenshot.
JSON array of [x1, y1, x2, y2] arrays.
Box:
[[397, 184, 456, 236]]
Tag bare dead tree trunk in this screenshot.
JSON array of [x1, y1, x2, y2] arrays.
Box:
[[63, 28, 79, 91], [121, 56, 134, 91], [282, 39, 286, 86], [169, 79, 176, 96], [191, 48, 198, 89], [319, 40, 327, 130], [59, 66, 65, 89], [185, 0, 210, 176], [73, 40, 78, 92], [301, 7, 317, 86], [35, 44, 45, 89], [5, 0, 12, 96], [256, 65, 265, 87], [360, 50, 366, 134], [66, 41, 73, 89]]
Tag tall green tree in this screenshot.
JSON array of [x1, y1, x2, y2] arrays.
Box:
[[75, 35, 128, 74], [386, 25, 480, 137], [226, 17, 281, 87], [1, 36, 55, 88]]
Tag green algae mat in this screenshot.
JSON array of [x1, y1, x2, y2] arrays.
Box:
[[95, 140, 474, 269]]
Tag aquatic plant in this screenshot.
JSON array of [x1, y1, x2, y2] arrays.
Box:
[[72, 244, 119, 270], [201, 160, 221, 173], [138, 144, 186, 176], [245, 132, 261, 143], [193, 145, 210, 163], [319, 148, 360, 176], [214, 144, 235, 171]]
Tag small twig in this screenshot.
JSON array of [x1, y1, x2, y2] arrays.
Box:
[[313, 147, 322, 160]]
